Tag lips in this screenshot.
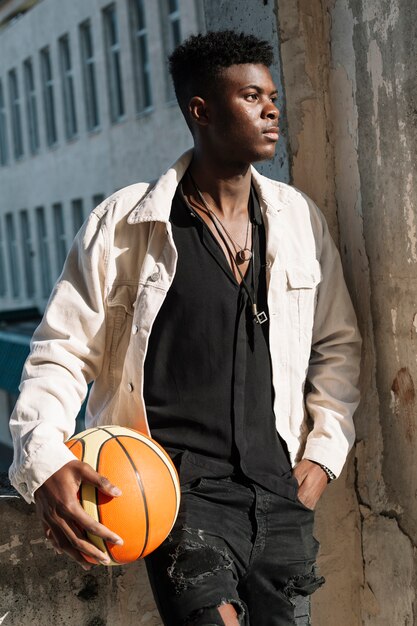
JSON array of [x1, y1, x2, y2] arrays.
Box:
[[263, 127, 279, 140]]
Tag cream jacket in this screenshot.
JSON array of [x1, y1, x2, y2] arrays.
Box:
[[9, 150, 361, 503]]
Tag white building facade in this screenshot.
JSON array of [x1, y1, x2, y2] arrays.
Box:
[[0, 0, 204, 467], [0, 0, 204, 315]]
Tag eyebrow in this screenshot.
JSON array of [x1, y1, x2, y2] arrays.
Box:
[[239, 84, 279, 96]]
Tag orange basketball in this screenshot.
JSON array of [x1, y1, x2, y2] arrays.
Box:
[[65, 426, 180, 565]]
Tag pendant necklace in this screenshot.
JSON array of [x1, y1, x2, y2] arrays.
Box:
[[188, 172, 252, 265], [185, 172, 268, 325]]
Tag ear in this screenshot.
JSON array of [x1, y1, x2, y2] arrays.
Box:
[[188, 96, 209, 127]]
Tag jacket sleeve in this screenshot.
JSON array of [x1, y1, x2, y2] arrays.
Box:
[[302, 202, 362, 477], [8, 209, 108, 503]]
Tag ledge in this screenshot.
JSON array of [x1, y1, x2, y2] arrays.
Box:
[[0, 473, 162, 625]]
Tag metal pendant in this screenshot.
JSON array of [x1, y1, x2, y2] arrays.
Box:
[[254, 310, 268, 324], [236, 249, 252, 264]]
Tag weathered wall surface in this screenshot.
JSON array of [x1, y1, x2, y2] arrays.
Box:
[[347, 1, 417, 623], [278, 0, 417, 624], [277, 3, 364, 624], [0, 492, 163, 626]]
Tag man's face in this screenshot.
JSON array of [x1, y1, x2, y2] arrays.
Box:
[[205, 63, 280, 165]]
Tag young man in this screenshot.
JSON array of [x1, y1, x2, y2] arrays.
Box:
[[9, 31, 361, 626]]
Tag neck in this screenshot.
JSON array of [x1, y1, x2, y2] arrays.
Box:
[[186, 147, 252, 219]]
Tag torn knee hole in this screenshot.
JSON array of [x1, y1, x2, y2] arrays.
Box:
[[283, 567, 325, 601], [168, 539, 233, 593], [184, 599, 245, 625]]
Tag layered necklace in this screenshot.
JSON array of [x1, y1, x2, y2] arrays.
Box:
[[187, 171, 252, 266], [186, 171, 268, 325]]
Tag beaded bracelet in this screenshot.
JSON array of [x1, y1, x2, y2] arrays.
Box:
[[317, 463, 336, 482]]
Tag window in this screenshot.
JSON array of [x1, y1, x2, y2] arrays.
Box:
[[20, 210, 35, 298], [0, 79, 9, 166], [40, 47, 58, 146], [160, 0, 182, 100], [71, 198, 84, 235], [53, 203, 67, 271], [23, 58, 40, 154], [92, 193, 105, 208], [5, 213, 20, 298], [59, 34, 78, 139], [8, 69, 24, 159], [103, 4, 125, 122], [0, 219, 7, 296], [129, 0, 152, 113], [79, 20, 100, 131], [36, 206, 52, 297]]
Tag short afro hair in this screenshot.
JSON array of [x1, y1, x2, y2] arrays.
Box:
[[169, 30, 274, 124]]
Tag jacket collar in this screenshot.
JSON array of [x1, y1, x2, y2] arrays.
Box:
[[127, 149, 291, 225]]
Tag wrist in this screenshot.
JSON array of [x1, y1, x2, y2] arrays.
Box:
[[314, 461, 336, 482]]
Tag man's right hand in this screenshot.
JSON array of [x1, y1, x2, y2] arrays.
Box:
[[34, 460, 124, 570]]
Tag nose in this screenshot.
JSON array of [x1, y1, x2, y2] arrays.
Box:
[[263, 100, 279, 121]]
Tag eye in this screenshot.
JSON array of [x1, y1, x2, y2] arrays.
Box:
[[245, 93, 259, 102]]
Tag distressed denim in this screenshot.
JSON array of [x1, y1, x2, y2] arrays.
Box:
[[145, 475, 324, 625]]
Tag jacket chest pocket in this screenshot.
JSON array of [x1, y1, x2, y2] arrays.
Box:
[[285, 261, 321, 348], [105, 284, 137, 390]]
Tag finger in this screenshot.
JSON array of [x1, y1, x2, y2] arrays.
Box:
[[292, 468, 306, 486], [50, 525, 95, 570], [50, 515, 112, 565], [42, 524, 62, 553], [46, 527, 64, 554], [45, 521, 91, 566], [78, 463, 122, 497], [62, 499, 123, 546]]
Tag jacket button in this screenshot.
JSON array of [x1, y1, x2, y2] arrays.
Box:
[[148, 266, 160, 282], [127, 383, 134, 393], [132, 325, 138, 335]]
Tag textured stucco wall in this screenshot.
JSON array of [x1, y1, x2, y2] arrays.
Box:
[[0, 492, 163, 626], [346, 1, 417, 623], [278, 0, 417, 624], [277, 3, 363, 624]]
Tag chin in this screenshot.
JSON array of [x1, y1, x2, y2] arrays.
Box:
[[251, 147, 277, 164]]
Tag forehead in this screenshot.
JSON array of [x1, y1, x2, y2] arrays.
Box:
[[216, 64, 276, 90]]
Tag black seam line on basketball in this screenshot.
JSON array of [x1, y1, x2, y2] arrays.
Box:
[[78, 427, 102, 440], [67, 437, 84, 451], [100, 428, 150, 560], [99, 433, 179, 516], [66, 427, 102, 448]]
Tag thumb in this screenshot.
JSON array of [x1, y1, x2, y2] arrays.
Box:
[[78, 462, 122, 497]]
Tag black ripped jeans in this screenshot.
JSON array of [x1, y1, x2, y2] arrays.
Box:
[[145, 476, 325, 625]]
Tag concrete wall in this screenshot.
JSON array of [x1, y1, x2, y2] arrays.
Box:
[[0, 489, 162, 626], [277, 0, 417, 624]]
